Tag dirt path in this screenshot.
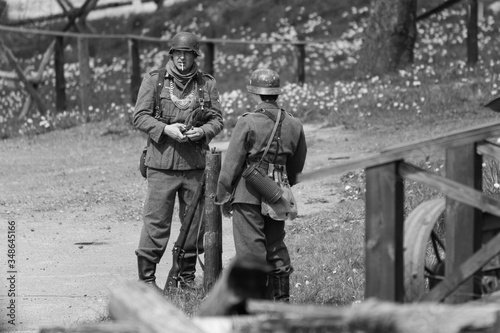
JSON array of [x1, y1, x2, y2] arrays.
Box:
[[0, 117, 492, 332]]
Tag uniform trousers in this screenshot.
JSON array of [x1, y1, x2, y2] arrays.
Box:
[[232, 203, 293, 277], [136, 168, 205, 263]]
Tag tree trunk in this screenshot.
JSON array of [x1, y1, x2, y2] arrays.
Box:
[[357, 0, 417, 76]]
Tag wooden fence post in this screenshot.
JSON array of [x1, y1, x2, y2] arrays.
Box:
[[467, 0, 478, 66], [445, 144, 483, 303], [203, 42, 215, 76], [128, 38, 141, 105], [78, 36, 92, 121], [294, 43, 306, 86], [365, 162, 405, 302], [54, 36, 67, 113], [203, 149, 222, 291]]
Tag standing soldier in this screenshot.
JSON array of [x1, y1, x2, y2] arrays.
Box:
[[133, 31, 224, 293], [216, 68, 307, 301]]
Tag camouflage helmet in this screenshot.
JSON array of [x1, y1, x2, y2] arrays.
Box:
[[169, 32, 201, 57], [247, 68, 282, 95]]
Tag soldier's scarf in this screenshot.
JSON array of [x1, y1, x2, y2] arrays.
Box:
[[166, 60, 198, 94]]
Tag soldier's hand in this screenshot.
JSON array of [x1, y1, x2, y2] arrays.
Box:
[[221, 202, 233, 218], [163, 124, 188, 142], [185, 127, 205, 141]]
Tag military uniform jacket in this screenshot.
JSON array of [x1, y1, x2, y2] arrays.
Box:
[[217, 101, 307, 205], [133, 69, 224, 170]]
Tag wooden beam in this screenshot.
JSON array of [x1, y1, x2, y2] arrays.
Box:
[[3, 43, 49, 115], [109, 281, 206, 333], [399, 162, 500, 216], [417, 0, 464, 21], [364, 162, 405, 302], [421, 228, 500, 302], [203, 149, 223, 292], [477, 141, 500, 161], [444, 144, 482, 303], [298, 122, 500, 183], [6, 1, 133, 26]]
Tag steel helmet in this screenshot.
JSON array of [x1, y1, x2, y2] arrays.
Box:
[[169, 32, 201, 57], [247, 68, 282, 95]]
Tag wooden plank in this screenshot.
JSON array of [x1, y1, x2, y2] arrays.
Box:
[[445, 144, 483, 303], [203, 150, 223, 292], [421, 227, 500, 302], [128, 38, 141, 105], [109, 281, 205, 333], [55, 36, 67, 113], [364, 162, 405, 302], [382, 121, 500, 155], [477, 141, 500, 161], [298, 122, 500, 183], [3, 43, 49, 115], [77, 36, 92, 121], [398, 162, 500, 217]]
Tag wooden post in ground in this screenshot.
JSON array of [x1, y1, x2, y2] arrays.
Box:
[[78, 36, 92, 121], [294, 43, 306, 86], [55, 36, 67, 113], [467, 0, 479, 65], [203, 42, 215, 76], [128, 38, 141, 105], [203, 149, 222, 291], [365, 162, 405, 302], [445, 144, 483, 303]]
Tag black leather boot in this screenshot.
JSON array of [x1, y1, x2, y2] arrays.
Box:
[[179, 256, 198, 290], [137, 256, 163, 294], [269, 275, 290, 302]]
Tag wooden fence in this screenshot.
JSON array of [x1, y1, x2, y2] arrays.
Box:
[[0, 24, 312, 116]]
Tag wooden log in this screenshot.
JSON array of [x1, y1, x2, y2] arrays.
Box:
[[128, 38, 141, 105], [77, 36, 92, 121], [445, 144, 483, 303], [364, 162, 405, 302], [55, 36, 67, 113], [203, 149, 222, 292], [109, 281, 205, 333], [399, 162, 500, 217]]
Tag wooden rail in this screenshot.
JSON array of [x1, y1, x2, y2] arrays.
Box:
[[298, 120, 500, 303]]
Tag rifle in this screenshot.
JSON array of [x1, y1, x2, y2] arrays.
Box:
[[164, 172, 206, 291]]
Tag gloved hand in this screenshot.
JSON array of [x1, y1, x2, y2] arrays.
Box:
[[221, 201, 233, 218]]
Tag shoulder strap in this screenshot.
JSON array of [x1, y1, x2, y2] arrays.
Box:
[[196, 72, 205, 111], [152, 68, 166, 118], [259, 108, 282, 165]]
